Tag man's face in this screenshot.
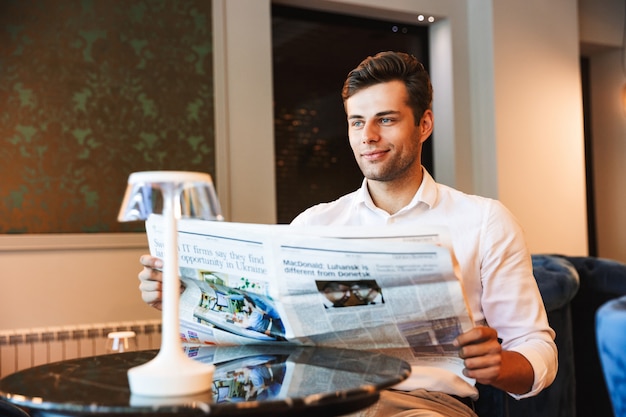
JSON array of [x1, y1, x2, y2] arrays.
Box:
[[345, 80, 432, 183]]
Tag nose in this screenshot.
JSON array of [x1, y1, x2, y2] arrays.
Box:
[[362, 122, 380, 143]]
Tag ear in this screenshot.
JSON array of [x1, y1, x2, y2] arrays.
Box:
[[418, 110, 434, 143]]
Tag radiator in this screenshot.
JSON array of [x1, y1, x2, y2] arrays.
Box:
[[0, 319, 162, 378]]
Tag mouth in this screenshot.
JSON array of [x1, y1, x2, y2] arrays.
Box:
[[361, 149, 389, 161]]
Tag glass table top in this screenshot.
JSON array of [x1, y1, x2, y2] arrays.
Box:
[[0, 344, 410, 416]]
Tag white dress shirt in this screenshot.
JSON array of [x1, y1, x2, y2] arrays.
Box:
[[291, 168, 557, 400]]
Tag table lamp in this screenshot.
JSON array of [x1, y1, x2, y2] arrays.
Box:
[[118, 171, 223, 397]]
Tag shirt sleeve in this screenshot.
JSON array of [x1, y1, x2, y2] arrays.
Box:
[[478, 200, 558, 399]]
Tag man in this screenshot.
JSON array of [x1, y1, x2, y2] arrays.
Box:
[[138, 51, 557, 416], [239, 294, 286, 338]]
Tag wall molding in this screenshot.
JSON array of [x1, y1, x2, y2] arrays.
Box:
[[0, 233, 148, 252]]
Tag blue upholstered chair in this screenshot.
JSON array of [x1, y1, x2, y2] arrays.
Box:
[[596, 295, 626, 417], [561, 255, 626, 417], [475, 254, 580, 417], [0, 400, 30, 417]]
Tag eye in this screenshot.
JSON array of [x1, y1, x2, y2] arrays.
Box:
[[380, 117, 393, 124], [351, 120, 364, 128]]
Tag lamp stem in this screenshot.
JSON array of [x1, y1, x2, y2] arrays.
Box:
[[121, 171, 217, 397], [160, 184, 182, 356], [127, 181, 215, 397]]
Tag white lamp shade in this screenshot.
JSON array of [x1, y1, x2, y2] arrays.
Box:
[[117, 171, 223, 222]]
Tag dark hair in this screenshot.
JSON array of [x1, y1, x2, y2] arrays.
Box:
[[341, 51, 433, 124]]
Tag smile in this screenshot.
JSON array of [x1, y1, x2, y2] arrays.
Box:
[[361, 149, 388, 160]]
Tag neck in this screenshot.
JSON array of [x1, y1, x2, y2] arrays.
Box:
[[367, 169, 424, 215]]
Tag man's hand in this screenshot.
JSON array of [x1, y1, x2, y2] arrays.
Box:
[[454, 326, 534, 395], [138, 255, 164, 310]]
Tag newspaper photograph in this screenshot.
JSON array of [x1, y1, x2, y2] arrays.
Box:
[[144, 214, 475, 380]]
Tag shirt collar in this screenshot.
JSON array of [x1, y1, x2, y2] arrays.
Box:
[[415, 168, 438, 209], [354, 167, 439, 214]]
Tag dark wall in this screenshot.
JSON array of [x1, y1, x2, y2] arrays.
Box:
[[0, 0, 215, 233]]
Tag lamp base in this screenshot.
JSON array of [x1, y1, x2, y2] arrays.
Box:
[[128, 350, 215, 397]]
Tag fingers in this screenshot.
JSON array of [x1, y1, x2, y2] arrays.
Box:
[[138, 254, 163, 310], [138, 264, 164, 284], [455, 326, 502, 384], [139, 255, 163, 270], [139, 277, 162, 295], [454, 326, 496, 348], [140, 280, 163, 306], [137, 254, 186, 311], [138, 255, 164, 284], [463, 361, 501, 385]]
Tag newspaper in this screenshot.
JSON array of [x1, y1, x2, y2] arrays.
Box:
[[145, 214, 475, 382]]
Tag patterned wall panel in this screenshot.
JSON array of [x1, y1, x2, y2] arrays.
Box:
[[0, 0, 214, 233]]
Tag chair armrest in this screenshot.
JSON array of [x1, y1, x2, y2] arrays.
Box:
[[531, 255, 580, 311]]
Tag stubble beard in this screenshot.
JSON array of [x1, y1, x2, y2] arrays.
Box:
[[358, 152, 418, 183]]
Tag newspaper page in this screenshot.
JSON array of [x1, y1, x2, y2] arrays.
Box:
[[145, 214, 475, 381]]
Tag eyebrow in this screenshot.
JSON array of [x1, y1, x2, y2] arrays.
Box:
[[347, 110, 401, 120]]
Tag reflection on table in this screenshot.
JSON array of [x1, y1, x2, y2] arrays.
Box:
[[0, 344, 411, 416]]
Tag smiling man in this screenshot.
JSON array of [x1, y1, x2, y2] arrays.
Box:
[[289, 51, 558, 416], [137, 51, 557, 417]]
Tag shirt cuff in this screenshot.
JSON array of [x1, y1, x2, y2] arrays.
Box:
[[507, 340, 558, 399]]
